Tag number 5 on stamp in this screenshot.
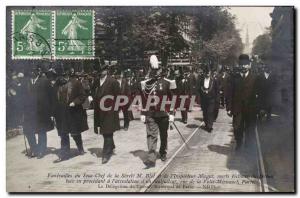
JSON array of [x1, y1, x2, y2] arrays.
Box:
[[12, 10, 53, 59], [55, 10, 95, 59]]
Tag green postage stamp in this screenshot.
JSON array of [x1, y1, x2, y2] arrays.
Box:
[[11, 9, 95, 59], [55, 10, 95, 59], [12, 10, 53, 59]]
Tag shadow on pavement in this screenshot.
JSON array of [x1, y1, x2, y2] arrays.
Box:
[[130, 150, 148, 162], [186, 124, 199, 129], [88, 148, 103, 158], [194, 117, 203, 122], [208, 144, 258, 178]]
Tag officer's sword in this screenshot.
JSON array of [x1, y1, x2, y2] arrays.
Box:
[[171, 121, 191, 150]]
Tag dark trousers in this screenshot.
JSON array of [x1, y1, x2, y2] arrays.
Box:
[[146, 116, 169, 163], [201, 99, 215, 129], [102, 134, 115, 158], [233, 111, 256, 148], [122, 109, 132, 128], [220, 91, 225, 107], [214, 96, 220, 121], [60, 133, 84, 157], [181, 111, 188, 122], [24, 131, 47, 154], [214, 104, 219, 121]]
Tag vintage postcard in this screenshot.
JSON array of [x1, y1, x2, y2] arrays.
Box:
[[6, 6, 295, 193]]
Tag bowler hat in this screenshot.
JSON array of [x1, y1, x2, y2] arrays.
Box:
[[238, 54, 250, 65]]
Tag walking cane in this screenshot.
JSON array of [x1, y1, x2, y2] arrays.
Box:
[[22, 131, 29, 157], [171, 121, 191, 150]]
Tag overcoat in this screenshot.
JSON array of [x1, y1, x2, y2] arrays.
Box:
[[22, 75, 54, 134], [93, 76, 121, 134], [226, 72, 258, 116], [256, 72, 277, 111], [54, 77, 88, 135]]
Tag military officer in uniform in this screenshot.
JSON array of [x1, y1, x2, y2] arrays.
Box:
[[139, 55, 176, 168]]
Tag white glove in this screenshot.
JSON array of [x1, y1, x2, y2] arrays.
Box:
[[9, 89, 16, 96], [69, 102, 75, 107], [169, 114, 175, 122], [88, 96, 93, 103], [140, 115, 146, 123]]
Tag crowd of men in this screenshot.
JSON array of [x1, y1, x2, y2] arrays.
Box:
[[7, 54, 276, 168]]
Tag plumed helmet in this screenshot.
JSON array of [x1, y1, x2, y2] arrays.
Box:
[[149, 55, 159, 69]]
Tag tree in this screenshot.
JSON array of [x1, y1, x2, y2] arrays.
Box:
[[252, 33, 272, 61], [190, 7, 243, 67], [94, 7, 243, 69]]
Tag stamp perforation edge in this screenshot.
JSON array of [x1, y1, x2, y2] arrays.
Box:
[[11, 10, 15, 60], [55, 9, 95, 60], [52, 10, 55, 60], [11, 9, 53, 60], [11, 9, 95, 60]]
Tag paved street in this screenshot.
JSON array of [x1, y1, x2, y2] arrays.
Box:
[[147, 110, 260, 192], [6, 106, 292, 192], [7, 106, 201, 192]]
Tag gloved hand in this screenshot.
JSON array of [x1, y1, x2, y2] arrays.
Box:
[[260, 110, 267, 116], [69, 102, 75, 107], [94, 126, 99, 134], [88, 96, 93, 103], [169, 114, 175, 122], [140, 115, 146, 123]]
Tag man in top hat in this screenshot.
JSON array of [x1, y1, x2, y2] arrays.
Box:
[[198, 64, 219, 133], [53, 67, 88, 162], [139, 54, 176, 168], [92, 59, 121, 164], [226, 54, 259, 151]]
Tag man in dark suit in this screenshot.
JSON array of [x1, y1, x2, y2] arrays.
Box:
[[92, 61, 121, 164], [115, 69, 134, 131], [22, 67, 54, 158], [175, 67, 192, 124], [53, 68, 88, 162], [218, 66, 230, 109], [227, 54, 258, 151], [198, 65, 218, 133], [256, 64, 277, 121], [213, 70, 221, 121]]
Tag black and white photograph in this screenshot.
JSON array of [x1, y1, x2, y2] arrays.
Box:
[[5, 4, 295, 193]]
